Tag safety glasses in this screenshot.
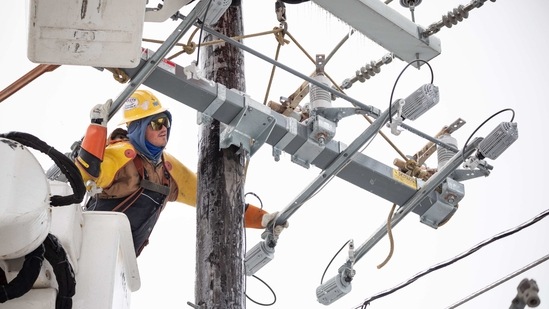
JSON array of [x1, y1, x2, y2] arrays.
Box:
[[149, 116, 171, 131]]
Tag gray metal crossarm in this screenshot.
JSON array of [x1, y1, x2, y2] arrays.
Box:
[[121, 53, 451, 215], [311, 0, 442, 66]]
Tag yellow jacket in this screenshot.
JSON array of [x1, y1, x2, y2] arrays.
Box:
[[76, 124, 266, 228]]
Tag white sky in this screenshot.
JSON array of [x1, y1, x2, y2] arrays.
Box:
[[1, 1, 549, 309]]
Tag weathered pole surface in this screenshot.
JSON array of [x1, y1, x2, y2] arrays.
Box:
[[195, 3, 247, 309]]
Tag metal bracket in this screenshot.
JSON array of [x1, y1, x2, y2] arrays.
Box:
[[314, 107, 370, 123], [291, 140, 325, 169], [419, 178, 464, 228], [145, 0, 193, 22], [272, 117, 298, 162], [186, 301, 205, 309], [452, 165, 492, 181], [198, 83, 227, 124], [219, 95, 276, 156]]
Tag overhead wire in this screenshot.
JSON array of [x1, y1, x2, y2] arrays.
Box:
[[356, 207, 549, 308], [195, 0, 213, 65], [445, 253, 549, 309]]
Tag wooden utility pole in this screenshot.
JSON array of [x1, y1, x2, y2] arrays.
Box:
[[195, 3, 248, 309]]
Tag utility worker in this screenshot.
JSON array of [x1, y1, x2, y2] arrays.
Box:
[[75, 89, 284, 256]]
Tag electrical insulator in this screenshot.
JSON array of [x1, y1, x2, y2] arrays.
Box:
[[400, 0, 422, 8], [316, 273, 352, 305], [477, 122, 518, 160], [437, 134, 458, 170], [401, 84, 440, 120], [310, 74, 332, 110], [442, 5, 469, 28]]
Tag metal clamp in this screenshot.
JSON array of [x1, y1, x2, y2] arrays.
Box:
[[219, 95, 276, 156]]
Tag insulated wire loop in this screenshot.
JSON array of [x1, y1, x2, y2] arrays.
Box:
[[245, 275, 277, 306], [461, 108, 515, 162], [245, 192, 264, 209], [320, 240, 351, 285], [388, 59, 434, 124], [356, 207, 549, 308]]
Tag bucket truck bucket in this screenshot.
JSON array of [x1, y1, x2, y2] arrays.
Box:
[[27, 0, 147, 68]]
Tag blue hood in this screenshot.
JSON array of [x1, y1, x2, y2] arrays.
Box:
[[127, 111, 172, 163]]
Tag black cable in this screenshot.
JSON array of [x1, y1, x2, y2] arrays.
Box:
[[357, 207, 549, 308], [0, 132, 86, 206], [320, 240, 351, 285], [461, 108, 516, 162], [245, 275, 277, 306], [196, 0, 214, 65], [0, 244, 45, 303], [388, 59, 434, 124], [44, 234, 76, 309], [245, 192, 264, 209], [243, 197, 277, 307], [0, 267, 7, 286]]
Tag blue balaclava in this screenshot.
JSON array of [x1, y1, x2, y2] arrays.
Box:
[[127, 111, 172, 163]]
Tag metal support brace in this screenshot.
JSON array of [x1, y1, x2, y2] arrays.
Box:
[[274, 102, 399, 226]]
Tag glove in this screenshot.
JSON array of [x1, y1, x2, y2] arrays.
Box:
[[261, 211, 289, 237], [90, 99, 112, 127]]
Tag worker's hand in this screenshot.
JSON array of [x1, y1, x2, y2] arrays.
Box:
[[261, 211, 289, 237], [90, 99, 112, 127]]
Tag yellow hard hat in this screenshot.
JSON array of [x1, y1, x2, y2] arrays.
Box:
[[119, 90, 167, 125]]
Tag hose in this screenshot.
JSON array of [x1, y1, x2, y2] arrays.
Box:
[[0, 132, 85, 206], [0, 244, 45, 303]]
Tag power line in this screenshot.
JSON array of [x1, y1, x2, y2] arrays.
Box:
[[357, 207, 549, 308], [445, 253, 549, 309]]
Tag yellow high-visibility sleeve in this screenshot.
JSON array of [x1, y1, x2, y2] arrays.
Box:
[[94, 142, 136, 188], [163, 152, 197, 206]]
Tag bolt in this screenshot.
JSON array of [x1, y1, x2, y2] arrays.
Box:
[[318, 136, 326, 146]]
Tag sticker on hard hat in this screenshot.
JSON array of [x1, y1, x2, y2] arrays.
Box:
[[124, 97, 138, 110]]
